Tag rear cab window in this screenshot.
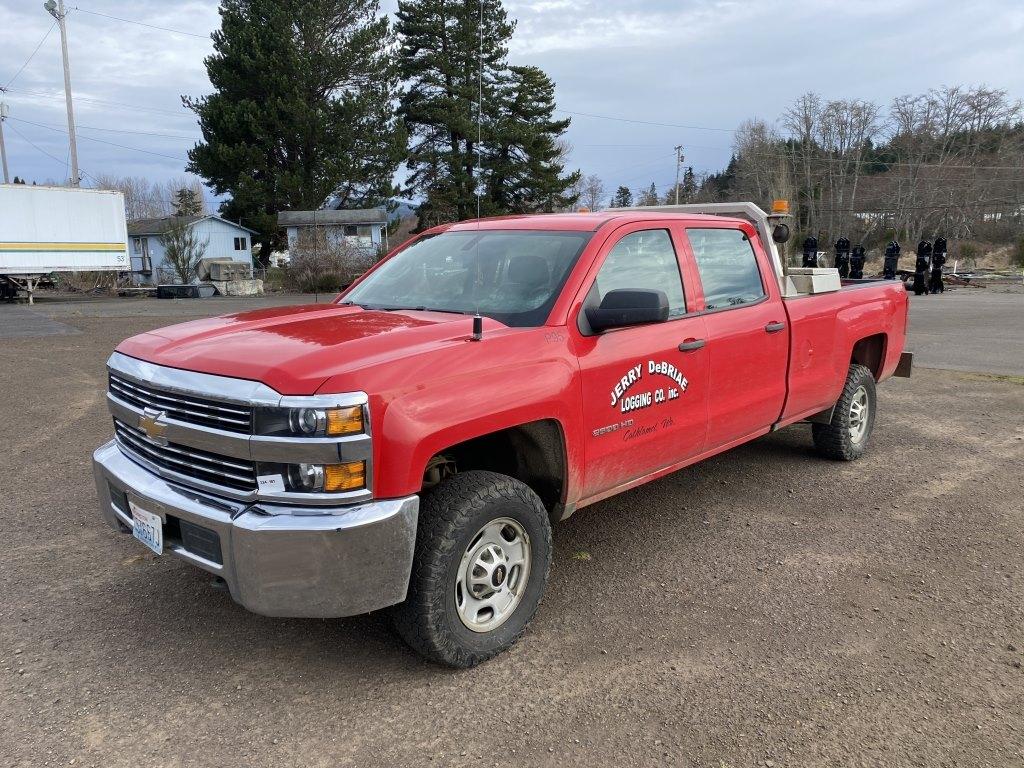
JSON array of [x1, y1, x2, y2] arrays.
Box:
[[685, 228, 766, 311]]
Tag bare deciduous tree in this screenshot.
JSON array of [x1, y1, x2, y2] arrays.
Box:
[[579, 174, 606, 211], [755, 85, 1024, 247], [287, 227, 379, 293], [91, 174, 208, 220]]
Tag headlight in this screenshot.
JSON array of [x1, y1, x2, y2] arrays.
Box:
[[256, 405, 364, 437], [287, 463, 324, 491], [289, 406, 363, 436], [283, 461, 366, 493], [289, 408, 324, 435]]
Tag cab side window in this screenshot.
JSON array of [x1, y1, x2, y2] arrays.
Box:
[[592, 229, 686, 318], [686, 228, 766, 310]]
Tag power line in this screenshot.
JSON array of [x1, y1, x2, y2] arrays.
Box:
[[731, 148, 1024, 172], [71, 6, 209, 39], [602, 151, 679, 181], [558, 108, 736, 133], [814, 200, 1024, 214], [79, 124, 199, 140], [10, 116, 189, 162], [18, 116, 199, 140], [5, 86, 188, 117], [5, 120, 68, 170], [563, 110, 1024, 171], [578, 136, 1024, 172], [3, 21, 57, 90]]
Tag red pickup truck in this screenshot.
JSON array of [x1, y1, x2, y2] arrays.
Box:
[[93, 204, 911, 667]]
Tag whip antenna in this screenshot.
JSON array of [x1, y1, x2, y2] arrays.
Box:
[[470, 0, 484, 340], [476, 0, 483, 223]]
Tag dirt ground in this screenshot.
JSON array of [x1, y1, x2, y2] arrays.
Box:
[[1, 293, 1023, 767]]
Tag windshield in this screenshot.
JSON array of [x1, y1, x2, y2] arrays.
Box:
[[340, 229, 592, 327]]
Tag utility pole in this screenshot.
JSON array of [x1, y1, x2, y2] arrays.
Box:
[[673, 145, 684, 205], [0, 97, 10, 184], [44, 0, 79, 186]]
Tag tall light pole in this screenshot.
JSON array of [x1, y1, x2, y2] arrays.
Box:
[[673, 145, 684, 205], [0, 98, 10, 184], [44, 0, 79, 186]]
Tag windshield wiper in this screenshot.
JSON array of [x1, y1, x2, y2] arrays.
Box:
[[411, 306, 471, 315], [344, 303, 404, 311], [344, 302, 471, 315]]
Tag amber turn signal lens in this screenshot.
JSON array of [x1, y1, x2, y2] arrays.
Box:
[[325, 406, 364, 436], [771, 199, 790, 215], [324, 461, 366, 492]]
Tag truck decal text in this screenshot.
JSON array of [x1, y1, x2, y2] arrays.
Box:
[[608, 360, 689, 413]]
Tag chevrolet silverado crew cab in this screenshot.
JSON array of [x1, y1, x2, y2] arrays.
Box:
[[93, 202, 912, 667]]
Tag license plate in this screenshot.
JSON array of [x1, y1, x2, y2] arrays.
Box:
[[129, 500, 163, 555]]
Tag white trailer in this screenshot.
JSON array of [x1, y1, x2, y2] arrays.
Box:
[[1, 184, 130, 303]]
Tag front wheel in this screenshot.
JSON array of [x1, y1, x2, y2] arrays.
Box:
[[812, 363, 877, 460], [391, 471, 552, 668]]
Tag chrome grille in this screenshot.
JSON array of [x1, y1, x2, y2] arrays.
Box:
[[108, 372, 252, 434], [113, 418, 257, 492]]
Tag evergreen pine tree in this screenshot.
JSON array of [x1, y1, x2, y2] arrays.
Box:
[[682, 166, 697, 200], [663, 167, 698, 204], [173, 188, 203, 217], [610, 185, 633, 208], [397, 0, 578, 226], [186, 0, 406, 259], [488, 65, 579, 213], [396, 0, 512, 227], [636, 182, 658, 206]]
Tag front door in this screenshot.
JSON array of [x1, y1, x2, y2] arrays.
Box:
[[574, 225, 709, 500]]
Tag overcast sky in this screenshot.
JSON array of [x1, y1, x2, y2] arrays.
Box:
[[1, 0, 1022, 205]]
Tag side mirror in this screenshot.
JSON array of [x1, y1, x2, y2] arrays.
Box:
[[585, 289, 669, 332]]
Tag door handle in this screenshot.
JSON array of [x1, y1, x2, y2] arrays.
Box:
[[764, 321, 786, 333], [678, 338, 706, 352]]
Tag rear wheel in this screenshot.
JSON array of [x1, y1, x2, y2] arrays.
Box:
[[812, 363, 876, 461], [392, 470, 552, 668]]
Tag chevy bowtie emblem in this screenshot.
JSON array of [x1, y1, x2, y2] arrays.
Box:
[[139, 408, 168, 444]]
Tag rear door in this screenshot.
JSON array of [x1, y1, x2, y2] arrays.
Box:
[[680, 224, 788, 449], [573, 224, 709, 500]]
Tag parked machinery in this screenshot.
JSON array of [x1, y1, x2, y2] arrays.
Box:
[[834, 237, 851, 278], [913, 240, 932, 295], [849, 245, 866, 279], [930, 237, 947, 294], [883, 240, 901, 280], [802, 235, 819, 268]]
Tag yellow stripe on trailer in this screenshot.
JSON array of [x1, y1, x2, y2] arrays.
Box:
[[0, 242, 128, 252]]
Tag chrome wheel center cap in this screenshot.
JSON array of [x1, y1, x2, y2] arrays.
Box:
[[492, 564, 507, 588], [455, 518, 532, 633]]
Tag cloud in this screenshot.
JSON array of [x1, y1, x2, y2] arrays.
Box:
[[1, 0, 1021, 202]]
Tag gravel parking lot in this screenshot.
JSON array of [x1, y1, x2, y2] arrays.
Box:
[[1, 290, 1022, 767]]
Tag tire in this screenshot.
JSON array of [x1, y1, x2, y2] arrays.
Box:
[[812, 363, 877, 461], [391, 470, 552, 668]]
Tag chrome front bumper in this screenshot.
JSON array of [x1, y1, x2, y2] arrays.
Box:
[[93, 440, 419, 618]]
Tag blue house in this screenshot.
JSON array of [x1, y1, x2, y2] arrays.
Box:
[[126, 215, 257, 285]]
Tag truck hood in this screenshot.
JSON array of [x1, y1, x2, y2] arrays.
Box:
[[116, 303, 485, 394]]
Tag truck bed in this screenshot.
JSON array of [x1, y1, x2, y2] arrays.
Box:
[[780, 279, 909, 423]]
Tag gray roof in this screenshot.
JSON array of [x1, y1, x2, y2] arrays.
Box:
[[277, 207, 387, 227], [127, 215, 200, 236], [127, 215, 258, 236]]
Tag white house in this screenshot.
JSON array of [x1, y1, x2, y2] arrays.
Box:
[[126, 215, 257, 285], [277, 208, 388, 256]]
